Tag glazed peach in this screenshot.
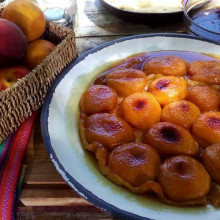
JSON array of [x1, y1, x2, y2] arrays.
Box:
[[148, 76, 187, 105], [203, 144, 220, 184], [188, 60, 220, 85], [143, 122, 199, 156], [80, 85, 118, 114], [161, 100, 201, 129], [158, 156, 211, 202], [143, 55, 187, 76], [85, 113, 134, 151], [108, 143, 161, 187], [120, 92, 161, 130], [106, 69, 147, 97], [192, 112, 220, 145], [186, 86, 220, 112]]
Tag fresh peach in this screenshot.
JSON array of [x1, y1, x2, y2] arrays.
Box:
[[120, 92, 161, 130], [143, 122, 199, 156], [0, 19, 27, 66], [148, 76, 187, 105], [143, 55, 187, 76], [80, 85, 118, 114], [0, 65, 30, 90], [1, 0, 46, 42], [158, 156, 211, 202], [106, 69, 147, 97], [192, 112, 220, 145], [161, 100, 201, 129], [23, 39, 56, 70], [186, 86, 220, 112]]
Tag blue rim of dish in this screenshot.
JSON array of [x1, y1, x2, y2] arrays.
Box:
[[41, 33, 220, 220]]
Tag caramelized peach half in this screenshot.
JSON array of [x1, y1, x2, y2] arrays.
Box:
[[161, 100, 201, 129], [148, 76, 187, 105], [85, 113, 134, 150], [143, 55, 187, 76], [106, 69, 147, 97], [108, 143, 161, 187], [80, 85, 118, 114], [143, 122, 199, 156], [186, 85, 220, 112], [188, 61, 220, 85], [192, 112, 220, 145], [159, 156, 211, 202], [203, 143, 220, 184], [120, 92, 161, 130]]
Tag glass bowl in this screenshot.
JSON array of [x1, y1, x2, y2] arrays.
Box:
[[183, 0, 220, 43]]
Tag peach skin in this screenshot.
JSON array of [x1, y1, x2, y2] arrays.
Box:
[[1, 0, 46, 42]]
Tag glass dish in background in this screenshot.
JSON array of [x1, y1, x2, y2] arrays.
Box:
[[183, 0, 220, 43], [34, 0, 77, 28]]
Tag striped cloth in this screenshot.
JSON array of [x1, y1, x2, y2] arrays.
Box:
[[0, 111, 37, 220]]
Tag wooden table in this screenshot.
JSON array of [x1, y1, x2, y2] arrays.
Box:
[[18, 0, 187, 219]]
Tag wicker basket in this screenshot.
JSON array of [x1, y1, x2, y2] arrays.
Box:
[[0, 7, 77, 142]]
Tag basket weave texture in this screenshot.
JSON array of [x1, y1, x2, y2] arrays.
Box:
[[0, 7, 77, 142]]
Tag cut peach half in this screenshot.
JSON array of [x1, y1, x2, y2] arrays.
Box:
[[149, 76, 187, 105], [120, 92, 161, 130]]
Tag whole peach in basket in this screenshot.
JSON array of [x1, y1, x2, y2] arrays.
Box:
[[0, 65, 30, 90], [0, 19, 27, 66], [23, 39, 56, 70], [1, 0, 46, 42]]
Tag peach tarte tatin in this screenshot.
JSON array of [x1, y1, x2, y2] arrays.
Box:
[[79, 51, 220, 207]]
